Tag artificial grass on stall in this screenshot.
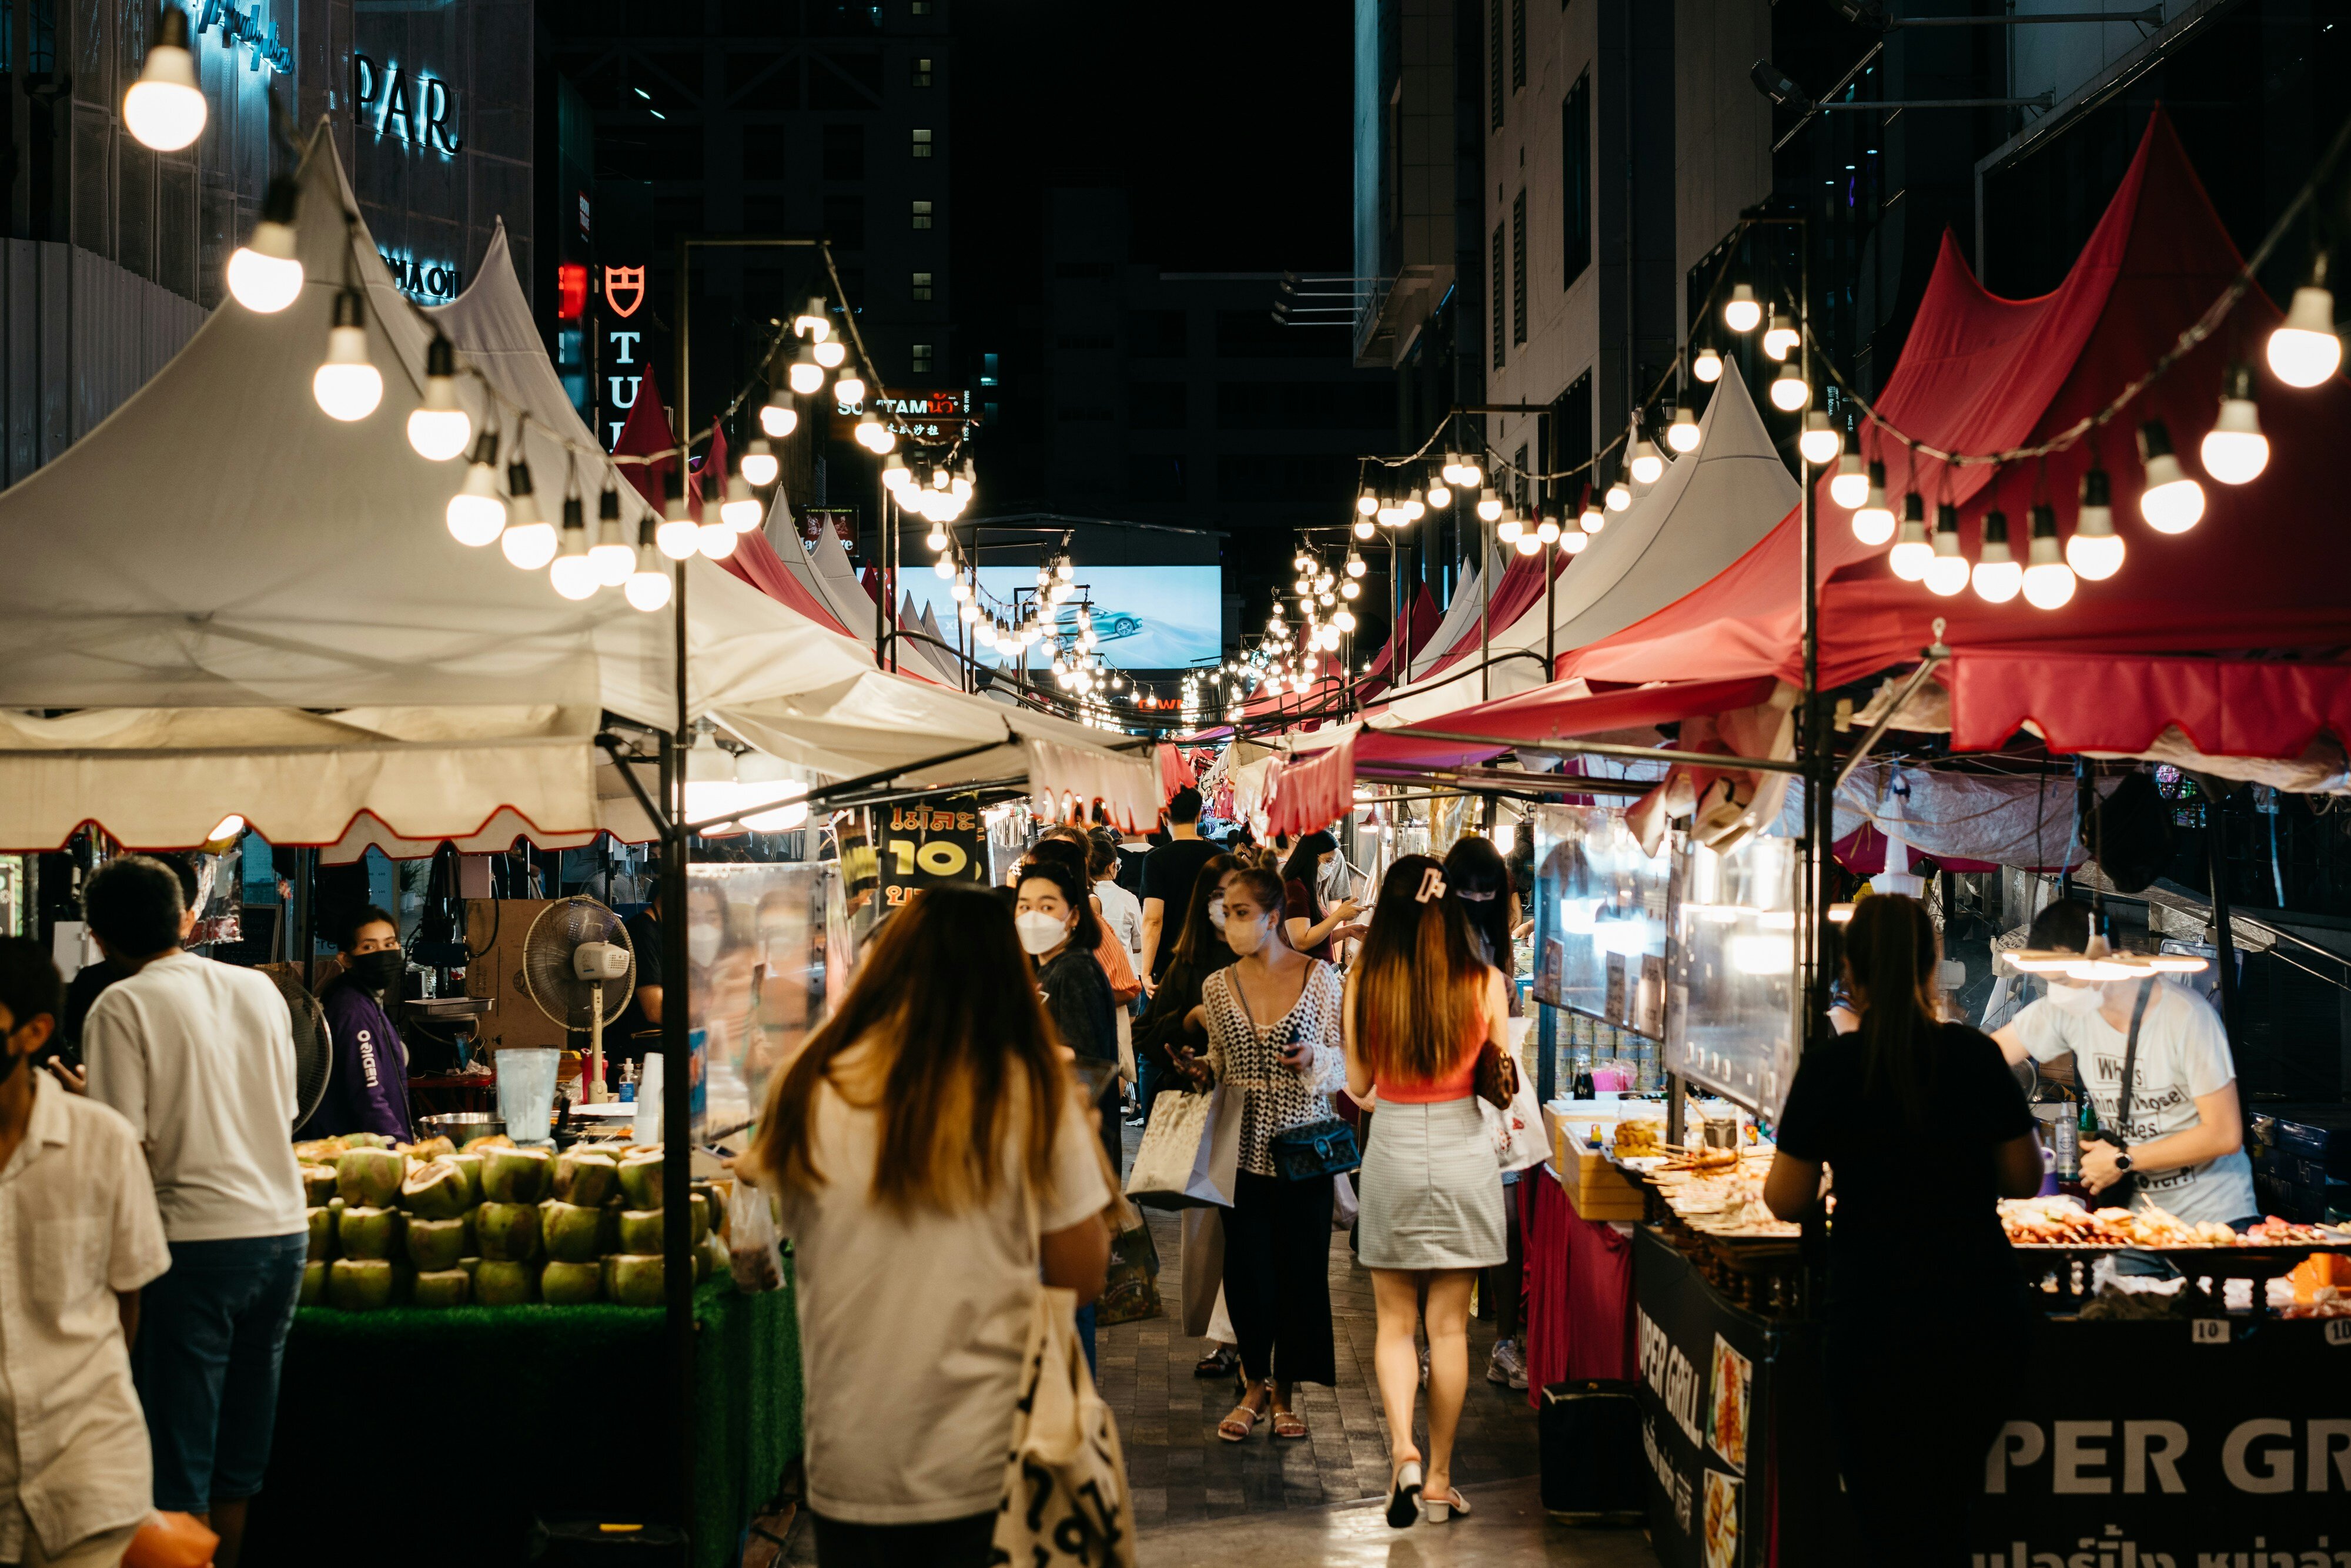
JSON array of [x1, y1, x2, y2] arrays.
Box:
[[244, 1271, 801, 1568]]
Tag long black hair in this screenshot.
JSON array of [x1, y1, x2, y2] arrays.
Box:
[[1279, 830, 1336, 927], [1844, 892, 1942, 1125], [1443, 834, 1514, 970]]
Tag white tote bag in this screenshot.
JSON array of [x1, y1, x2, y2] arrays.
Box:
[[1122, 1084, 1243, 1209], [1482, 1068, 1550, 1174], [991, 1283, 1138, 1568]]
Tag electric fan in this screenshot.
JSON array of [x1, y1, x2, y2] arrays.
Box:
[[269, 968, 334, 1131], [519, 897, 636, 1102]]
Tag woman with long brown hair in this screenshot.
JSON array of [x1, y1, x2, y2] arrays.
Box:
[[1764, 892, 2042, 1566], [1343, 854, 1512, 1528], [748, 885, 1112, 1568]]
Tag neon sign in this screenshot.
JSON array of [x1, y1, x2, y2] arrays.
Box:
[[382, 250, 462, 305], [350, 55, 461, 155], [604, 266, 645, 318], [195, 0, 292, 74]]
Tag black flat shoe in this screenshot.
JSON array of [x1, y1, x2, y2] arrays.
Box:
[[1193, 1346, 1239, 1379]]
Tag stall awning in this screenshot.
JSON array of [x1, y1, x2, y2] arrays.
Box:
[[1559, 113, 2351, 763], [1352, 675, 1784, 770]]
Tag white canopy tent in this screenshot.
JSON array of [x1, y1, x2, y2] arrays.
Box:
[[1399, 546, 1497, 686], [0, 135, 1152, 851]]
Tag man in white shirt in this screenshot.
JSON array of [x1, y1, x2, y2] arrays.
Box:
[[1991, 898, 2256, 1226], [80, 858, 307, 1568], [0, 937, 173, 1568]]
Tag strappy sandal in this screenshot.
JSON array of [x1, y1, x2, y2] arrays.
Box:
[[1384, 1457, 1423, 1528], [1270, 1403, 1308, 1440], [1216, 1384, 1269, 1442], [1424, 1485, 1472, 1523], [1193, 1346, 1239, 1379]]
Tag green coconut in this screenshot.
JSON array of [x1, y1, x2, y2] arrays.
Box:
[[443, 1151, 482, 1204], [457, 1256, 483, 1283], [617, 1152, 665, 1211], [606, 1253, 665, 1308], [326, 1258, 395, 1311], [554, 1150, 618, 1208], [337, 1205, 403, 1262], [344, 1132, 393, 1150], [399, 1158, 471, 1221], [306, 1206, 335, 1263], [688, 1192, 710, 1247], [299, 1259, 327, 1306], [404, 1135, 456, 1162], [480, 1146, 554, 1204], [410, 1268, 470, 1309], [406, 1216, 467, 1272], [300, 1164, 339, 1207], [616, 1209, 665, 1255], [476, 1201, 541, 1262], [460, 1206, 478, 1255], [336, 1146, 404, 1208], [541, 1201, 604, 1263], [473, 1259, 539, 1306], [696, 1235, 718, 1283], [541, 1259, 602, 1305]]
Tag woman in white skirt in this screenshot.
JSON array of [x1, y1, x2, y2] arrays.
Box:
[[1343, 854, 1512, 1529]]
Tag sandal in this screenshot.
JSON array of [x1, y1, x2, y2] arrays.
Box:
[[1425, 1486, 1471, 1523], [1193, 1346, 1239, 1379], [1270, 1404, 1308, 1440], [1384, 1458, 1423, 1528], [1216, 1383, 1269, 1442]]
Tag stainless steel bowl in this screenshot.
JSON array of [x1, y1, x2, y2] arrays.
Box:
[[420, 1112, 506, 1146]]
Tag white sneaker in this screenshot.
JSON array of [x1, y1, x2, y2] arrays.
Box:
[[1487, 1338, 1529, 1390]]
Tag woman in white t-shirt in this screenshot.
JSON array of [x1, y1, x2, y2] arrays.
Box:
[[748, 884, 1113, 1567], [1991, 898, 2256, 1226]]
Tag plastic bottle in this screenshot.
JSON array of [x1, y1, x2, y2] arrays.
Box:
[[618, 1060, 637, 1104]]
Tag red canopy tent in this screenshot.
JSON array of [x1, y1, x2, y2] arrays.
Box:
[[1394, 548, 1567, 688], [1553, 111, 2351, 763]]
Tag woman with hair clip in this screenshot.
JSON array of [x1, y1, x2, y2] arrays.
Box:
[[1183, 865, 1346, 1444], [1344, 854, 1513, 1527], [749, 885, 1111, 1567], [1764, 893, 2044, 1567], [1441, 833, 1531, 1391], [1279, 831, 1363, 962]]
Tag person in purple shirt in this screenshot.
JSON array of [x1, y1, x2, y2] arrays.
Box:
[[297, 905, 413, 1141]]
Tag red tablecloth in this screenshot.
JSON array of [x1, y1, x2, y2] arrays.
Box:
[[1520, 1167, 1636, 1407]]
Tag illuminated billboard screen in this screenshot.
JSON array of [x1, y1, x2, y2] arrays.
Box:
[[904, 564, 1223, 670]]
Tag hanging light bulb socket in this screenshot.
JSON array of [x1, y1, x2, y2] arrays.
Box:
[[759, 391, 799, 439], [226, 175, 304, 313], [1763, 310, 1800, 362], [625, 515, 673, 611], [1604, 480, 1631, 513], [589, 484, 636, 587], [2135, 419, 2205, 533], [2068, 466, 2125, 581], [1798, 411, 1841, 467], [2266, 253, 2341, 388], [1724, 283, 1761, 334], [1828, 450, 1868, 509], [1851, 461, 1895, 546], [1768, 363, 1810, 413], [1923, 503, 1969, 597], [1475, 488, 1502, 523], [2021, 503, 2076, 610], [550, 496, 601, 600], [1693, 346, 1724, 383], [1887, 493, 1931, 581], [1628, 439, 1663, 487], [1666, 404, 1703, 456], [1972, 509, 2022, 603], [445, 429, 504, 547], [2198, 361, 2269, 485], [313, 289, 384, 422], [499, 459, 557, 570], [741, 436, 778, 487], [656, 470, 699, 560], [123, 5, 208, 152], [406, 333, 473, 460]]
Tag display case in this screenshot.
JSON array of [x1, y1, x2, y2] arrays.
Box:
[[1664, 834, 1799, 1119], [1530, 803, 1670, 1037], [684, 862, 832, 1141]]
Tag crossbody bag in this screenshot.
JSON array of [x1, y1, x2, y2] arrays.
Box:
[[2082, 978, 2155, 1206]]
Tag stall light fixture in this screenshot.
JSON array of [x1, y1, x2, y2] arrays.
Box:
[[2068, 467, 2124, 580], [549, 497, 601, 600], [1345, 551, 1366, 578], [1971, 509, 2021, 603], [1768, 363, 1810, 413], [227, 176, 304, 314], [759, 392, 799, 439], [2199, 362, 2269, 485], [1724, 284, 1761, 334], [834, 374, 867, 406], [1476, 488, 1503, 523], [813, 338, 847, 370], [720, 466, 762, 531], [1667, 405, 1703, 456], [2266, 256, 2341, 387], [589, 485, 636, 586], [1693, 346, 1724, 383], [1428, 480, 1453, 509], [124, 6, 207, 151], [206, 813, 246, 844], [407, 335, 473, 460], [1763, 311, 1800, 363], [1561, 524, 1590, 554], [1513, 530, 1543, 556], [1887, 493, 1931, 581], [787, 347, 825, 396], [2136, 419, 2204, 533], [313, 290, 383, 422], [855, 413, 894, 453], [1923, 503, 1969, 597], [1534, 517, 1561, 545], [1357, 487, 1379, 516], [1605, 480, 1632, 512], [1851, 462, 1895, 546], [1628, 439, 1664, 487], [794, 299, 830, 340], [499, 460, 557, 570], [1579, 497, 1605, 536], [1828, 451, 1868, 509], [656, 473, 699, 560], [740, 436, 779, 487], [1799, 412, 1841, 467], [446, 432, 505, 546], [2021, 504, 2076, 610]]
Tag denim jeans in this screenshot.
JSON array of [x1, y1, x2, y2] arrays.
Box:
[[131, 1232, 309, 1512]]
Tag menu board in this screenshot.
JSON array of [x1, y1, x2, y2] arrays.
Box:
[[1530, 803, 1671, 1039], [683, 862, 830, 1141], [1663, 834, 1798, 1119]]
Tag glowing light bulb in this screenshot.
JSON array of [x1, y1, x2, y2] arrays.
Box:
[[1971, 510, 2021, 603], [1769, 365, 1809, 412], [1851, 462, 1894, 546], [760, 394, 799, 439], [1723, 283, 1761, 334], [740, 437, 779, 487], [2067, 468, 2124, 581], [446, 434, 504, 546], [590, 487, 636, 586], [855, 414, 894, 452], [1476, 489, 1502, 522], [1579, 502, 1604, 536], [226, 178, 303, 313], [834, 374, 866, 406], [721, 471, 761, 531], [1605, 481, 1631, 512], [1357, 487, 1378, 516], [1828, 452, 1868, 509], [2021, 505, 2075, 610], [1923, 504, 1968, 597], [407, 336, 472, 460], [1798, 412, 1841, 467], [1887, 494, 1931, 581], [1514, 531, 1542, 556], [550, 504, 601, 601], [1693, 346, 1723, 383], [2136, 420, 2205, 533], [1346, 553, 1366, 578], [698, 520, 738, 560], [1628, 440, 1663, 486], [500, 462, 556, 569], [1666, 406, 1702, 455], [624, 541, 673, 611], [787, 350, 824, 396], [1763, 311, 1800, 363], [1497, 514, 1523, 543], [1457, 457, 1482, 487], [2266, 278, 2341, 387], [656, 480, 698, 560], [813, 338, 847, 369], [312, 293, 383, 422], [123, 8, 207, 151], [2198, 363, 2268, 485], [1428, 482, 1452, 509]]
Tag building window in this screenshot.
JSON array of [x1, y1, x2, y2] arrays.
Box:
[[1489, 0, 1504, 130], [822, 124, 864, 181], [1556, 373, 1593, 511], [1513, 444, 1529, 509], [911, 128, 933, 158], [1511, 0, 1526, 90], [911, 270, 934, 301], [911, 199, 933, 230], [912, 56, 933, 86], [911, 1, 930, 13], [1563, 75, 1591, 287], [912, 343, 934, 374], [980, 351, 999, 387], [1511, 189, 1528, 346], [1491, 223, 1506, 370]]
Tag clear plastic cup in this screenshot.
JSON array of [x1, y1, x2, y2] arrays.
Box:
[[495, 1048, 561, 1145]]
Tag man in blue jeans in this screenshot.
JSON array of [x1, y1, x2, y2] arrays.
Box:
[[81, 857, 307, 1568]]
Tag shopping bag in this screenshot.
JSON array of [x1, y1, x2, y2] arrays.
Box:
[[725, 1176, 785, 1293], [1122, 1083, 1242, 1209], [1482, 1068, 1550, 1174], [1330, 1171, 1360, 1231], [1094, 1219, 1162, 1326], [992, 1285, 1137, 1568]]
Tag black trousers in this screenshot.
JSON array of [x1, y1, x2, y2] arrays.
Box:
[[810, 1510, 995, 1568], [1220, 1169, 1336, 1386]]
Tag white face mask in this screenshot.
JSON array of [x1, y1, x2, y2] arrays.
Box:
[[1207, 898, 1226, 932], [1226, 915, 1267, 958], [2044, 980, 2103, 1015], [1015, 911, 1070, 955], [687, 925, 722, 967]]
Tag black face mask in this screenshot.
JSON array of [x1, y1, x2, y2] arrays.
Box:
[[349, 948, 405, 995]]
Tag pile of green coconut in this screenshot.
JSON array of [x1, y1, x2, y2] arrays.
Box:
[[295, 1134, 724, 1312]]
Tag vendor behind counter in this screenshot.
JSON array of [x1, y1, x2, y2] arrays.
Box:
[[297, 905, 413, 1142]]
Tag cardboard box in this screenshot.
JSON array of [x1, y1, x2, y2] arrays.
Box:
[[1548, 1132, 1648, 1220], [463, 900, 567, 1053]]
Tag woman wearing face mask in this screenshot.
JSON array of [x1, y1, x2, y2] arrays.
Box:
[[300, 905, 414, 1140], [1016, 862, 1122, 1176], [1279, 831, 1364, 964], [1182, 867, 1346, 1444], [1763, 894, 2045, 1566]]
